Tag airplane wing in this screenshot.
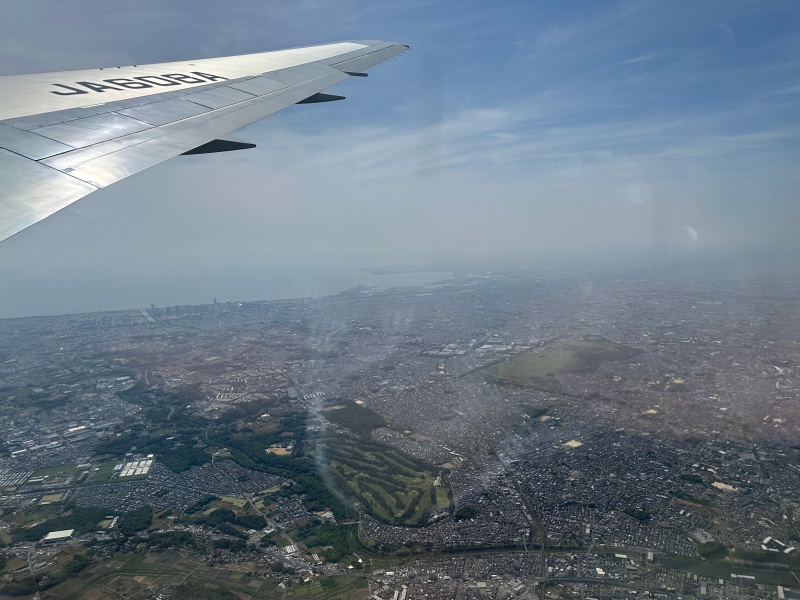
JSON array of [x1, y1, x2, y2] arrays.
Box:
[[0, 40, 408, 243]]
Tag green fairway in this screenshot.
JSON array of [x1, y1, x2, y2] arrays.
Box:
[[474, 336, 638, 392], [315, 435, 444, 526]]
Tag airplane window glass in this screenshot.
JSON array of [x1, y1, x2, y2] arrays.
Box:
[[0, 2, 798, 599]]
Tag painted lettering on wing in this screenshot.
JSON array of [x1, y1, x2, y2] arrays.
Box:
[[49, 72, 228, 96]]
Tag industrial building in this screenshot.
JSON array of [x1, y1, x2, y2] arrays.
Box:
[[42, 529, 74, 544]]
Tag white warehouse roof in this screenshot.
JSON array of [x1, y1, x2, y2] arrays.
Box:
[[43, 529, 74, 542]]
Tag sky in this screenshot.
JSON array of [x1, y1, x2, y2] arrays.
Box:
[[0, 0, 798, 317]]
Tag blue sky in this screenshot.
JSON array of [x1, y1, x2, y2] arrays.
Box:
[[0, 1, 798, 316]]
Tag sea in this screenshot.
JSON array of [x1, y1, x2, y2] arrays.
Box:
[[0, 261, 456, 319]]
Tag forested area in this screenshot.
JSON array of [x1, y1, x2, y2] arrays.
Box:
[[295, 520, 349, 562], [184, 494, 218, 514], [12, 506, 110, 542], [143, 530, 195, 549], [93, 384, 213, 472], [11, 504, 152, 543], [322, 400, 386, 438], [93, 429, 210, 473], [209, 412, 348, 519]]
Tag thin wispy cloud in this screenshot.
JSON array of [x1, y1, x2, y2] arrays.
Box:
[[0, 0, 798, 317]]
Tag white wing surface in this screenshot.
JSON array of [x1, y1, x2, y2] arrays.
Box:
[[0, 40, 408, 242]]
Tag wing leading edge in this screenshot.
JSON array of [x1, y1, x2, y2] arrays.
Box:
[[0, 40, 408, 243]]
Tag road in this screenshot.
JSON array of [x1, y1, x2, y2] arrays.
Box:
[[495, 451, 547, 600]]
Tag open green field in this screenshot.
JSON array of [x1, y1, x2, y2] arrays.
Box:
[[218, 496, 248, 508], [33, 464, 77, 477], [315, 435, 445, 526], [472, 336, 639, 392], [92, 460, 120, 482]]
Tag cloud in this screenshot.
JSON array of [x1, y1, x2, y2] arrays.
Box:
[[0, 0, 799, 317]]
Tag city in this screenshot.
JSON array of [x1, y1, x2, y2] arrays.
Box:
[[0, 262, 798, 599]]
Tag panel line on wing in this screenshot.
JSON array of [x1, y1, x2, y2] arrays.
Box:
[[183, 86, 257, 110], [39, 72, 347, 173], [34, 113, 154, 149], [0, 123, 76, 160], [39, 70, 348, 179]]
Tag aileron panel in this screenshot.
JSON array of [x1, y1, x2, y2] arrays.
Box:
[[0, 124, 75, 160], [0, 149, 97, 240], [116, 99, 210, 126], [227, 76, 288, 96], [183, 87, 256, 110]]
